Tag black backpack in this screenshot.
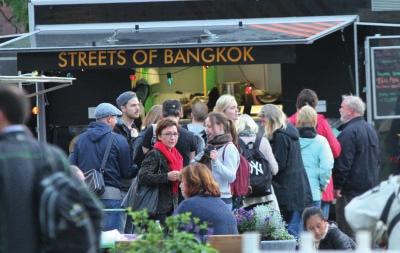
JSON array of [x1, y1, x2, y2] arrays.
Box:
[[36, 145, 103, 253], [238, 136, 272, 198]]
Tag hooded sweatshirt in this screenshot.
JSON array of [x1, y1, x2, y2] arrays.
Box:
[[298, 127, 334, 201], [270, 123, 312, 211], [69, 122, 133, 189]]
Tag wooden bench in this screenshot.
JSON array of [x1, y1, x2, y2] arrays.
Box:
[[207, 235, 243, 253]]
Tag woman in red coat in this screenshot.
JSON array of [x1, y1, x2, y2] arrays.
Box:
[[288, 89, 341, 219]]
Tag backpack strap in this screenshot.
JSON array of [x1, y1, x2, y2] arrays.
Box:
[[100, 134, 114, 174], [254, 133, 263, 151], [221, 142, 231, 162], [238, 138, 247, 153], [388, 212, 400, 236], [380, 192, 396, 225]]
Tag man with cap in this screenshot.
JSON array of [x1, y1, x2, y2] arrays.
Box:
[[69, 102, 133, 232], [142, 99, 197, 167], [114, 91, 141, 144]]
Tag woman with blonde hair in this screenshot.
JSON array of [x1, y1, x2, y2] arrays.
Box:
[[236, 114, 279, 210], [296, 105, 333, 208], [213, 94, 240, 122], [288, 88, 341, 219], [258, 104, 312, 238], [176, 163, 238, 235]]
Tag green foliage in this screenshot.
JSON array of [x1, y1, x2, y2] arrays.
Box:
[[124, 209, 217, 253], [2, 0, 28, 29]]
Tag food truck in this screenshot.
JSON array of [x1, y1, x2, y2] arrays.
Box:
[[1, 0, 400, 177]]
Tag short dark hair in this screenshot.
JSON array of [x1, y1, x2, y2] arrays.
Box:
[[296, 89, 318, 109], [191, 101, 208, 122], [156, 118, 179, 137], [162, 100, 182, 118], [0, 85, 30, 124], [302, 206, 325, 230]]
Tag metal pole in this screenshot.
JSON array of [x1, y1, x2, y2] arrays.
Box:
[[365, 38, 373, 123], [36, 82, 47, 143], [354, 20, 360, 96]]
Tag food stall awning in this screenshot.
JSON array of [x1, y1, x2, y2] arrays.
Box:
[[0, 15, 358, 70]]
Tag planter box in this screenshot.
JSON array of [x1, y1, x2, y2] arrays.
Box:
[[260, 239, 297, 251]]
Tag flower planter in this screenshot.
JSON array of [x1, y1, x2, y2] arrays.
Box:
[[260, 239, 297, 251]]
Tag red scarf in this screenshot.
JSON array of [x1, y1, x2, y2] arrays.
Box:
[[154, 141, 183, 194]]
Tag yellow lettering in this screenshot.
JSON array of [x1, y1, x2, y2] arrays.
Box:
[[187, 48, 199, 63], [173, 49, 187, 64], [117, 50, 126, 66], [88, 51, 97, 66], [244, 47, 255, 62], [164, 49, 173, 64], [132, 50, 147, 65], [67, 52, 77, 67], [98, 50, 107, 66], [108, 50, 116, 65], [58, 52, 67, 68], [201, 48, 215, 64], [216, 47, 227, 62], [78, 52, 87, 67], [227, 47, 242, 63], [149, 49, 158, 64]]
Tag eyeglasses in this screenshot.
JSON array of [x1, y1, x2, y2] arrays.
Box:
[[161, 132, 179, 138]]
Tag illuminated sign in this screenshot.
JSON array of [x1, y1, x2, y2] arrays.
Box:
[[18, 46, 295, 71], [56, 47, 255, 68]]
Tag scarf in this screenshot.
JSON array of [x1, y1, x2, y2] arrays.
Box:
[[298, 127, 317, 138], [154, 141, 183, 194], [199, 133, 233, 169]]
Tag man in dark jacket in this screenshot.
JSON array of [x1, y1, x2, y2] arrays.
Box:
[[114, 91, 141, 146], [70, 102, 133, 231], [333, 95, 380, 238], [114, 91, 141, 191], [0, 86, 101, 253]]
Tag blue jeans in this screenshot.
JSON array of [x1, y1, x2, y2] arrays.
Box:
[[282, 210, 303, 238], [312, 200, 321, 208], [321, 201, 330, 220], [101, 199, 123, 232]]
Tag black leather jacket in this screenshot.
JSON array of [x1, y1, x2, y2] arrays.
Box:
[[137, 149, 174, 215]]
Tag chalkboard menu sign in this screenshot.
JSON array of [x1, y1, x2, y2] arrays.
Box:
[[371, 46, 400, 119]]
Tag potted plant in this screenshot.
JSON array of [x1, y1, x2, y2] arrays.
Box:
[[116, 209, 217, 253], [234, 204, 297, 251]]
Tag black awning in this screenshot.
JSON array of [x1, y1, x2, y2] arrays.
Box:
[[0, 15, 357, 70]]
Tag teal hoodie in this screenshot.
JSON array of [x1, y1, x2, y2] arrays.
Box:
[[299, 128, 334, 201]]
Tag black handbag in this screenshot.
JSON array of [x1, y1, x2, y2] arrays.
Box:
[[84, 134, 113, 196], [122, 177, 159, 215], [121, 154, 161, 215]]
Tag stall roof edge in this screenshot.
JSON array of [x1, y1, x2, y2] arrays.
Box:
[[0, 15, 358, 53]]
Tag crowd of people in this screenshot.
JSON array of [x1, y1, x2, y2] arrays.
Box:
[[1, 83, 399, 252]]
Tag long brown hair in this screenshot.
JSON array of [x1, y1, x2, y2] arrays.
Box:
[[207, 112, 238, 145], [181, 163, 220, 197]]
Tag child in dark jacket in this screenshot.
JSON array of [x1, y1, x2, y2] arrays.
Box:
[[302, 207, 356, 250]]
